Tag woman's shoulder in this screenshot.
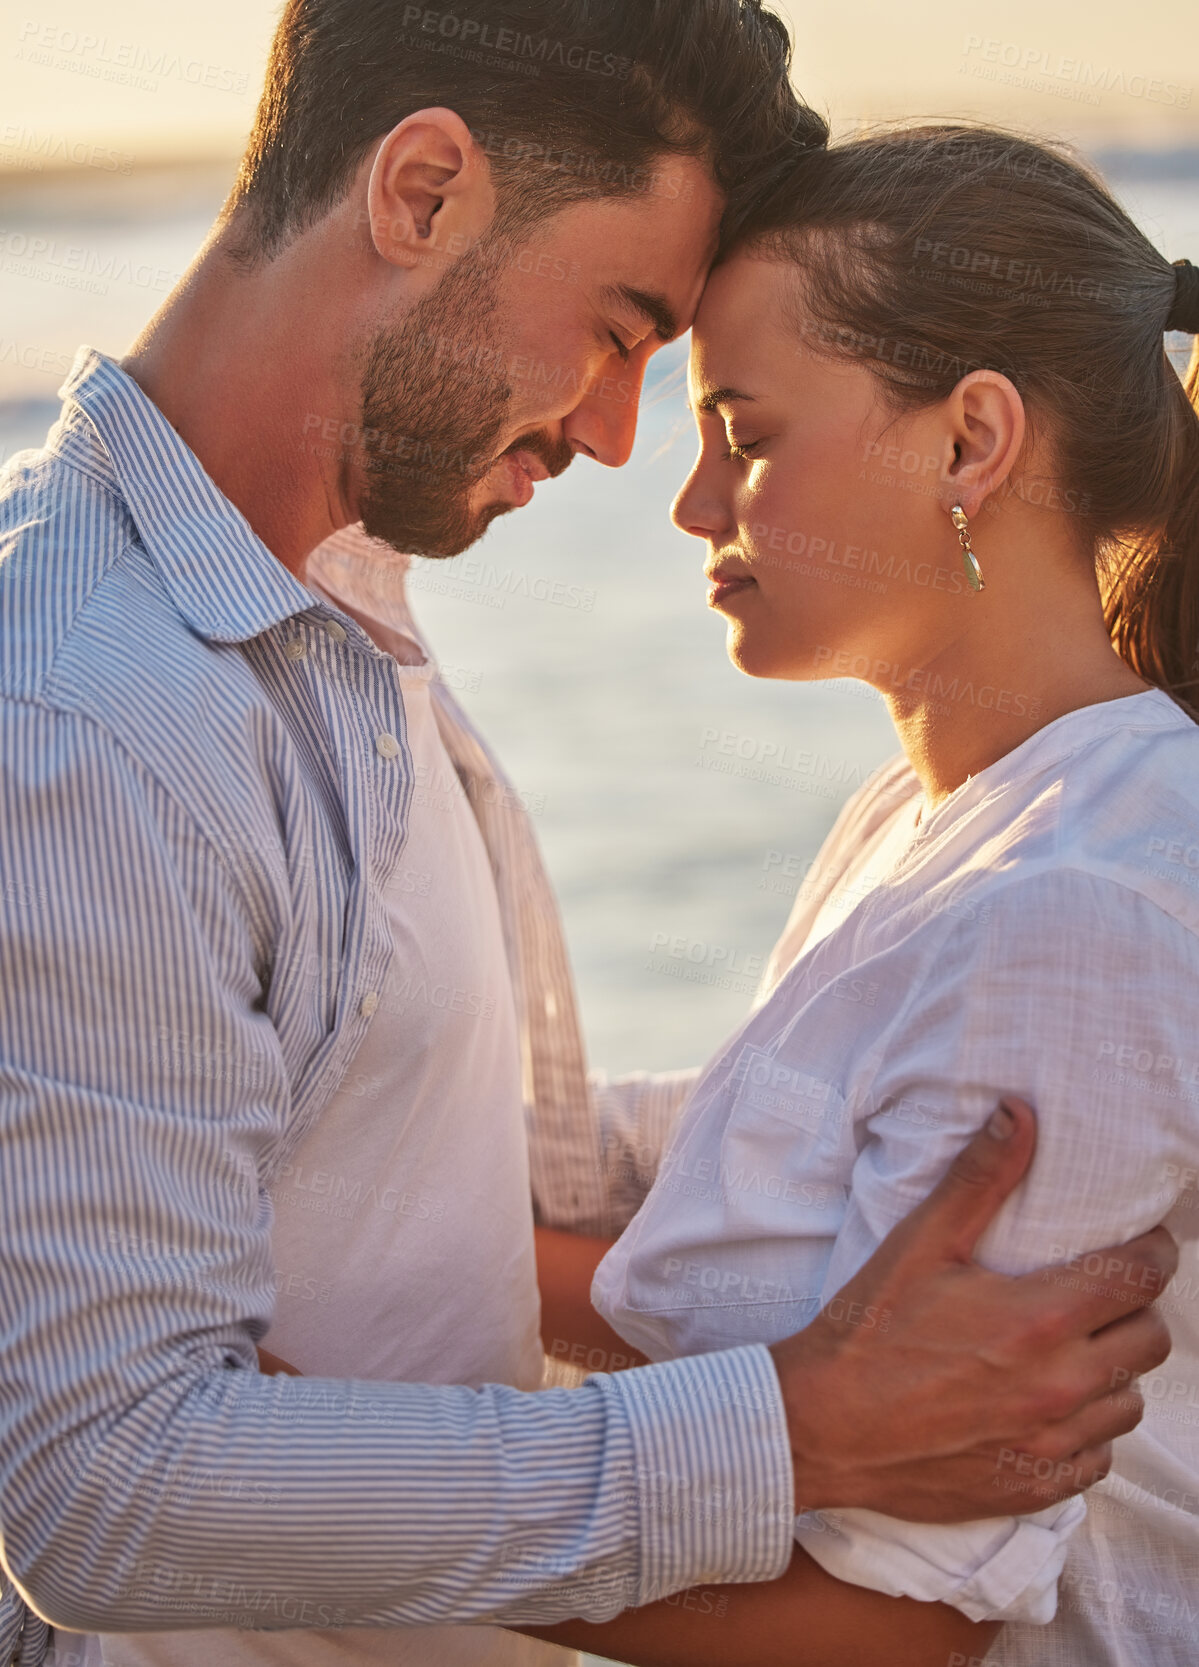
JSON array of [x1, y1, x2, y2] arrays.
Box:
[[902, 691, 1199, 934], [1039, 695, 1199, 933]]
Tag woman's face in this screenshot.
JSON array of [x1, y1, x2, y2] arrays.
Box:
[[672, 249, 972, 685]]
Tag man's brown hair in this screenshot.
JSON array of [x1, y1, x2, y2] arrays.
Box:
[[223, 0, 827, 261]]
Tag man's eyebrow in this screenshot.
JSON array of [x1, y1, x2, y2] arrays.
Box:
[[692, 386, 757, 415], [606, 284, 678, 342]]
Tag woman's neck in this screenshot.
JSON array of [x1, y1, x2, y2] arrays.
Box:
[[880, 571, 1150, 810]]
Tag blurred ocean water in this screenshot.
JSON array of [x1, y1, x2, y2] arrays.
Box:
[[2, 157, 1196, 1078]]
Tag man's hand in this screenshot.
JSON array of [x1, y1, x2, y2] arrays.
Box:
[[769, 1097, 1176, 1521]]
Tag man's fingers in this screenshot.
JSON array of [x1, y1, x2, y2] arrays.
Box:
[[1022, 1225, 1179, 1333], [1006, 1442, 1115, 1509], [1082, 1304, 1172, 1395], [1069, 1388, 1146, 1451], [1005, 1305, 1168, 1433], [992, 1432, 1118, 1513], [1069, 1442, 1114, 1488], [1028, 1386, 1145, 1466], [888, 1096, 1037, 1264]]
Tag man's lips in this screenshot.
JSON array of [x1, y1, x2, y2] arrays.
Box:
[[492, 448, 555, 508], [509, 448, 552, 484], [706, 567, 757, 610]]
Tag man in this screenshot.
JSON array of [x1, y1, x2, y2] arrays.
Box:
[[0, 4, 1173, 1667]]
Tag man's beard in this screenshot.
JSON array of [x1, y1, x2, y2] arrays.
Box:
[[356, 238, 571, 559]]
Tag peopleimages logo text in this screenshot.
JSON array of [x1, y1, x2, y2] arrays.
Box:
[[401, 7, 631, 76]]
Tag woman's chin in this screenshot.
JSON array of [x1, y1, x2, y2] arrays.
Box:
[[726, 623, 808, 682]]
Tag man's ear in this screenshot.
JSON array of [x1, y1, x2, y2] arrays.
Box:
[[941, 370, 1026, 518], [366, 107, 497, 269]]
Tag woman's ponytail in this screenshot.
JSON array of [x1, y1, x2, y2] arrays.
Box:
[[1105, 338, 1199, 718]]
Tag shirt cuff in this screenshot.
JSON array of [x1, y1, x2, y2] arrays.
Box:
[[612, 1344, 795, 1604], [794, 1494, 1087, 1624]]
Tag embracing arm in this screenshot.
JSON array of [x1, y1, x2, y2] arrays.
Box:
[[522, 1547, 998, 1667], [253, 1096, 1170, 1660], [518, 1100, 1171, 1664]]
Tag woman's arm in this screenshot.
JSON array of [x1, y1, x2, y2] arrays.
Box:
[[535, 1225, 648, 1372], [256, 1347, 302, 1375], [517, 1546, 1000, 1667]]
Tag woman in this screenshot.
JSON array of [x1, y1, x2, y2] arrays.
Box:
[[526, 125, 1199, 1664]]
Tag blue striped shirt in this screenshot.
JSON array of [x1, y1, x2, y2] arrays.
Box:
[[0, 348, 794, 1664]]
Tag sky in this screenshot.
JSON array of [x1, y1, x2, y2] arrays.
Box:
[[2, 0, 1198, 173]]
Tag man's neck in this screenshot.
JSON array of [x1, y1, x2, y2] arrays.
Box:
[[121, 227, 359, 576]]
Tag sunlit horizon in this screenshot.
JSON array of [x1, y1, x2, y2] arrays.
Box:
[[2, 0, 1198, 174]]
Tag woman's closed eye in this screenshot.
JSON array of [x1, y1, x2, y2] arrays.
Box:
[[722, 436, 766, 462]]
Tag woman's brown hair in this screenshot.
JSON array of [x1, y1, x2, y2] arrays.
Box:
[[738, 125, 1199, 714]]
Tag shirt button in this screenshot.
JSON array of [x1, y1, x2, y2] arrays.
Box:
[[359, 991, 379, 1018], [284, 638, 306, 661], [375, 732, 401, 759], [323, 619, 348, 643]]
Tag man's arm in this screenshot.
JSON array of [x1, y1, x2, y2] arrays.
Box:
[[0, 706, 796, 1634], [536, 1098, 1171, 1523], [520, 1101, 1171, 1663], [770, 1097, 1170, 1522], [260, 1104, 1169, 1658]]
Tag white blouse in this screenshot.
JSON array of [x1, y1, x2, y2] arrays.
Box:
[[595, 689, 1199, 1664]]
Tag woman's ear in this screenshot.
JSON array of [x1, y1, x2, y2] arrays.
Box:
[[942, 370, 1026, 519], [366, 107, 497, 270]]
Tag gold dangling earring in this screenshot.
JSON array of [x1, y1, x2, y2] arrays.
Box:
[[950, 504, 985, 593]]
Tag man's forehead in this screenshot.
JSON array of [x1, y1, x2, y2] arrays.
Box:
[[518, 157, 720, 336], [552, 154, 720, 232]]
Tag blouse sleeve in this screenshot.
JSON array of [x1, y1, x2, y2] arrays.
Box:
[[794, 866, 1199, 1624]]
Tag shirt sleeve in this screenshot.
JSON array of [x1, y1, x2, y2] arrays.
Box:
[[588, 1067, 702, 1232], [0, 700, 796, 1635], [794, 866, 1199, 1624]]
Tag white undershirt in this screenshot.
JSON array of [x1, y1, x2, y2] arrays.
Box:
[[265, 649, 543, 1392], [596, 689, 1199, 1662]]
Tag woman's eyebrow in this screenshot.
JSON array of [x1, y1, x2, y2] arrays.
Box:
[[692, 386, 758, 415]]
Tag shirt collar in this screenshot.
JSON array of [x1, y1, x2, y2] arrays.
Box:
[[53, 346, 319, 644]]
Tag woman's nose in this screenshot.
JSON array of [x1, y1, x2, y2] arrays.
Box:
[[671, 462, 729, 541]]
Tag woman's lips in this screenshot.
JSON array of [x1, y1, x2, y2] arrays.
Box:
[[706, 574, 757, 610]]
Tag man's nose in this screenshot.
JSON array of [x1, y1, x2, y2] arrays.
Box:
[[563, 360, 645, 468]]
